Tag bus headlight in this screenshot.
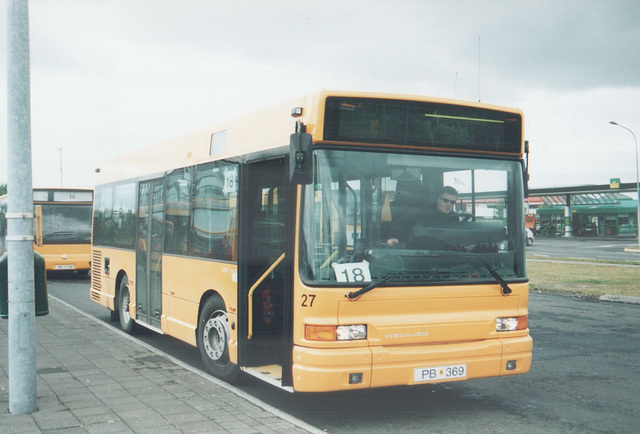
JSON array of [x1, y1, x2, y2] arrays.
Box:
[[496, 316, 527, 331], [305, 324, 367, 341], [337, 325, 367, 341]]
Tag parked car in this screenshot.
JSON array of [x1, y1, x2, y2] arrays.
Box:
[[526, 228, 534, 246], [579, 223, 598, 237]]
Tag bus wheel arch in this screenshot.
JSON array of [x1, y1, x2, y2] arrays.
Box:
[[197, 292, 239, 382]]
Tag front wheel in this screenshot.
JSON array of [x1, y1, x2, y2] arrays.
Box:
[[197, 295, 239, 382]]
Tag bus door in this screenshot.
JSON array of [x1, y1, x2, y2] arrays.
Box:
[[239, 157, 292, 382], [135, 179, 165, 329]]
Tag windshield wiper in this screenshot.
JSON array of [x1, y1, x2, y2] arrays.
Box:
[[475, 255, 512, 296], [346, 272, 402, 301], [435, 253, 512, 296], [346, 255, 512, 300]]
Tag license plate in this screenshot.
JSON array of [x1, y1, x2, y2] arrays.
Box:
[[414, 364, 467, 383], [55, 264, 75, 270]]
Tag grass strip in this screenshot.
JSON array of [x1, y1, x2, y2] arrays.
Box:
[[528, 255, 640, 266], [527, 260, 640, 298]]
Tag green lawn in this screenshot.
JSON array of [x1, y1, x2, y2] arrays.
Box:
[[527, 259, 640, 298]]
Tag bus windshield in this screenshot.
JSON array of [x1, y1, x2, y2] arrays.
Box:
[[300, 149, 526, 286], [40, 204, 93, 245]]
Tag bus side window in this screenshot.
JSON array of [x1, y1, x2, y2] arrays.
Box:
[[190, 162, 238, 261], [164, 168, 192, 256]]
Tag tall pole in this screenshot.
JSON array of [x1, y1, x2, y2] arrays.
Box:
[[7, 0, 37, 414], [610, 121, 640, 250]]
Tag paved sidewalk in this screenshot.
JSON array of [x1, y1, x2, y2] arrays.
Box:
[[0, 298, 321, 433]]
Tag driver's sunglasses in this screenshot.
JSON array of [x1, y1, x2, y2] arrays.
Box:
[[438, 197, 457, 204]]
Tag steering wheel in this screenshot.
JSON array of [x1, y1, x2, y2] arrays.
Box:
[[445, 213, 475, 222]]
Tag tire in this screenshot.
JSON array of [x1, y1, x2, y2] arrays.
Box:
[[526, 237, 534, 247], [110, 309, 119, 322], [118, 276, 134, 334], [75, 269, 90, 279], [197, 295, 239, 382]]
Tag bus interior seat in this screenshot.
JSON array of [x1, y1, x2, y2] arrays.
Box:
[[390, 180, 425, 221]]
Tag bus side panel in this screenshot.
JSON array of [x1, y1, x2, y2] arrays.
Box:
[[90, 247, 136, 311], [161, 255, 238, 354], [37, 243, 91, 272]]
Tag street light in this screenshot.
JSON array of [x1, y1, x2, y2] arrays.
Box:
[[609, 121, 640, 249]]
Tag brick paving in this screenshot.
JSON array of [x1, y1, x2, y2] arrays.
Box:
[[0, 298, 321, 433]]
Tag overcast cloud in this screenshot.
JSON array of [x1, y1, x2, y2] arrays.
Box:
[[2, 0, 640, 190]]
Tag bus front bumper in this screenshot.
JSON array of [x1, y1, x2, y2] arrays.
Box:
[[42, 253, 90, 271], [291, 335, 532, 392]]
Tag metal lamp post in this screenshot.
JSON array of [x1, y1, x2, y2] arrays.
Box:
[[609, 121, 640, 249]]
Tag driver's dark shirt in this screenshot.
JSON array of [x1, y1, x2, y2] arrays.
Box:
[[387, 206, 457, 245]]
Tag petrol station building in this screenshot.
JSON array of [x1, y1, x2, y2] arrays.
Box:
[[526, 182, 639, 237]]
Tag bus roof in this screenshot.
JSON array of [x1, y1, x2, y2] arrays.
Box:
[[95, 90, 523, 185]]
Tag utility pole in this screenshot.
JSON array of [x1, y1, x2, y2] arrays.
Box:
[[7, 0, 37, 414]]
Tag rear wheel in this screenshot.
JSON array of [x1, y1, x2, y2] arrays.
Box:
[[118, 276, 134, 333], [197, 295, 239, 382]]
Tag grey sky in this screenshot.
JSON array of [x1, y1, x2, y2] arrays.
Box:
[[2, 0, 640, 189]]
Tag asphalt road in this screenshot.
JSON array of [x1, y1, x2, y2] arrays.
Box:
[[528, 235, 640, 261], [47, 266, 640, 433]]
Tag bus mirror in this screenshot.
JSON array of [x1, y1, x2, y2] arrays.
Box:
[[523, 140, 530, 198], [35, 205, 43, 247], [290, 131, 313, 185]]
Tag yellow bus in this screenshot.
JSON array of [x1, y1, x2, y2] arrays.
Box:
[[90, 90, 532, 392], [0, 188, 93, 275]]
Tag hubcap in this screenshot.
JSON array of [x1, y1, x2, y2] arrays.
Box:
[[121, 286, 130, 323], [203, 310, 229, 364]]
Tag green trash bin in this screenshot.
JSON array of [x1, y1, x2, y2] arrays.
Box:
[[0, 251, 49, 319]]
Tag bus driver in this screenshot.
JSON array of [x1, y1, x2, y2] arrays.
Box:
[[386, 186, 458, 246]]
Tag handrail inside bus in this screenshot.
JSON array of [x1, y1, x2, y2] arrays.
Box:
[[247, 252, 285, 340]]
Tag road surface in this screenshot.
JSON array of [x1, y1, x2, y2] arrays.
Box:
[[47, 272, 640, 433]]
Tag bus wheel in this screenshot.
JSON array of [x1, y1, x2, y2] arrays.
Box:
[[118, 276, 134, 334], [198, 295, 239, 382]]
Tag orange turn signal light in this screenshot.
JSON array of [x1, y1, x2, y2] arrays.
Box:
[[305, 325, 337, 341]]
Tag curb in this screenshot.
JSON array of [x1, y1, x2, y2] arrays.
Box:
[[531, 289, 640, 305], [50, 296, 326, 434], [598, 294, 640, 305]]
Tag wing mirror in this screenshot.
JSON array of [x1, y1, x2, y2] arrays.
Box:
[[290, 121, 313, 185]]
